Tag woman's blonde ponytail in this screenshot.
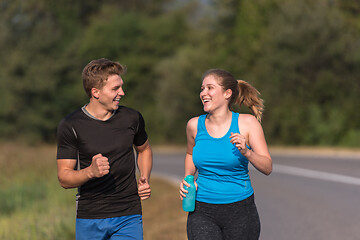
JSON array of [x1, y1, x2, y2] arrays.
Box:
[[236, 80, 264, 122]]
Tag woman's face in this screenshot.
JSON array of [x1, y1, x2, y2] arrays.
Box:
[[200, 75, 229, 112]]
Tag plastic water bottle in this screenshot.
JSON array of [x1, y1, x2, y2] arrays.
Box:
[[182, 175, 196, 212]]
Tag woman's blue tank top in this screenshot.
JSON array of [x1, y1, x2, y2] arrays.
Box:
[[192, 112, 254, 204]]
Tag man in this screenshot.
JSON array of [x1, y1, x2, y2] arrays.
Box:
[[56, 58, 152, 240]]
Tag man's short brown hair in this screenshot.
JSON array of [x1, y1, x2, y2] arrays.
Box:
[[82, 58, 126, 98]]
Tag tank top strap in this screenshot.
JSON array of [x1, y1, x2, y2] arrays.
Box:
[[196, 114, 207, 137], [229, 112, 240, 134]]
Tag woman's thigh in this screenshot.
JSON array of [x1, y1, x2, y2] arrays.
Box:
[[221, 195, 260, 240], [187, 202, 222, 240], [187, 195, 260, 240]]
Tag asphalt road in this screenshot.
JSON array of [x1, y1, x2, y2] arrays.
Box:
[[151, 149, 360, 240]]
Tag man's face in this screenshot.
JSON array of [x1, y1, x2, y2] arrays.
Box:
[[96, 74, 125, 111]]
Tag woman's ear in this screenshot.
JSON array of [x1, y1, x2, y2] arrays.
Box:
[[91, 88, 100, 99], [224, 89, 232, 100]]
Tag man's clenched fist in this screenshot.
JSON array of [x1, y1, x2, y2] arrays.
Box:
[[138, 176, 151, 200], [90, 153, 110, 178]]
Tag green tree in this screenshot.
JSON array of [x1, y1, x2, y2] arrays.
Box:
[[250, 0, 360, 145], [154, 44, 215, 142], [0, 0, 189, 143], [75, 3, 191, 142]]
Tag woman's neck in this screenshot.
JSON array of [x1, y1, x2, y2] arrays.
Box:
[[205, 108, 232, 138], [206, 107, 232, 125]]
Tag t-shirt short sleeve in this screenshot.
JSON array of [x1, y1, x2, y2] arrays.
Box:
[[133, 112, 148, 146], [56, 118, 78, 160]]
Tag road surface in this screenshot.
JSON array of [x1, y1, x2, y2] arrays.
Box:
[[151, 148, 360, 240]]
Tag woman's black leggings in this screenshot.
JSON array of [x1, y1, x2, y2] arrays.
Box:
[[187, 195, 260, 240]]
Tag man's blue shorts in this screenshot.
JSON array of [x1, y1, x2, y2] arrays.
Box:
[[76, 214, 143, 240]]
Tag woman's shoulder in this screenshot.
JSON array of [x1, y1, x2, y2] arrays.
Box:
[[187, 116, 200, 129], [238, 113, 259, 127], [238, 113, 257, 121], [186, 116, 200, 139]]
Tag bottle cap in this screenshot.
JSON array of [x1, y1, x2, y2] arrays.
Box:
[[185, 175, 194, 181]]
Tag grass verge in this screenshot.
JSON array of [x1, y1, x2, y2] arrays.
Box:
[[0, 143, 187, 240], [142, 177, 187, 240]]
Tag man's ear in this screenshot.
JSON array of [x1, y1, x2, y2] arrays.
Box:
[[91, 88, 100, 99], [224, 89, 232, 100]]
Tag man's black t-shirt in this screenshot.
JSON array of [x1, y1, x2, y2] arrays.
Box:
[[56, 106, 148, 219]]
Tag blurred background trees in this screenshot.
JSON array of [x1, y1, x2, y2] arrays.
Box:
[[0, 0, 359, 146]]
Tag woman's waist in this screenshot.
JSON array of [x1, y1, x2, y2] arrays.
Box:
[[197, 171, 250, 182], [196, 173, 252, 192], [195, 180, 254, 204]]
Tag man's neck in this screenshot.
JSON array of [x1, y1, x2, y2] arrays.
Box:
[[85, 101, 114, 121]]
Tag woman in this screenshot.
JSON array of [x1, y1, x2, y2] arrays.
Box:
[[179, 69, 272, 240]]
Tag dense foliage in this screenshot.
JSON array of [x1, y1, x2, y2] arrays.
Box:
[[0, 0, 359, 146]]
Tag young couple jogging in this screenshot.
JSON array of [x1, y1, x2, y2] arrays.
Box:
[[56, 58, 272, 240]]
